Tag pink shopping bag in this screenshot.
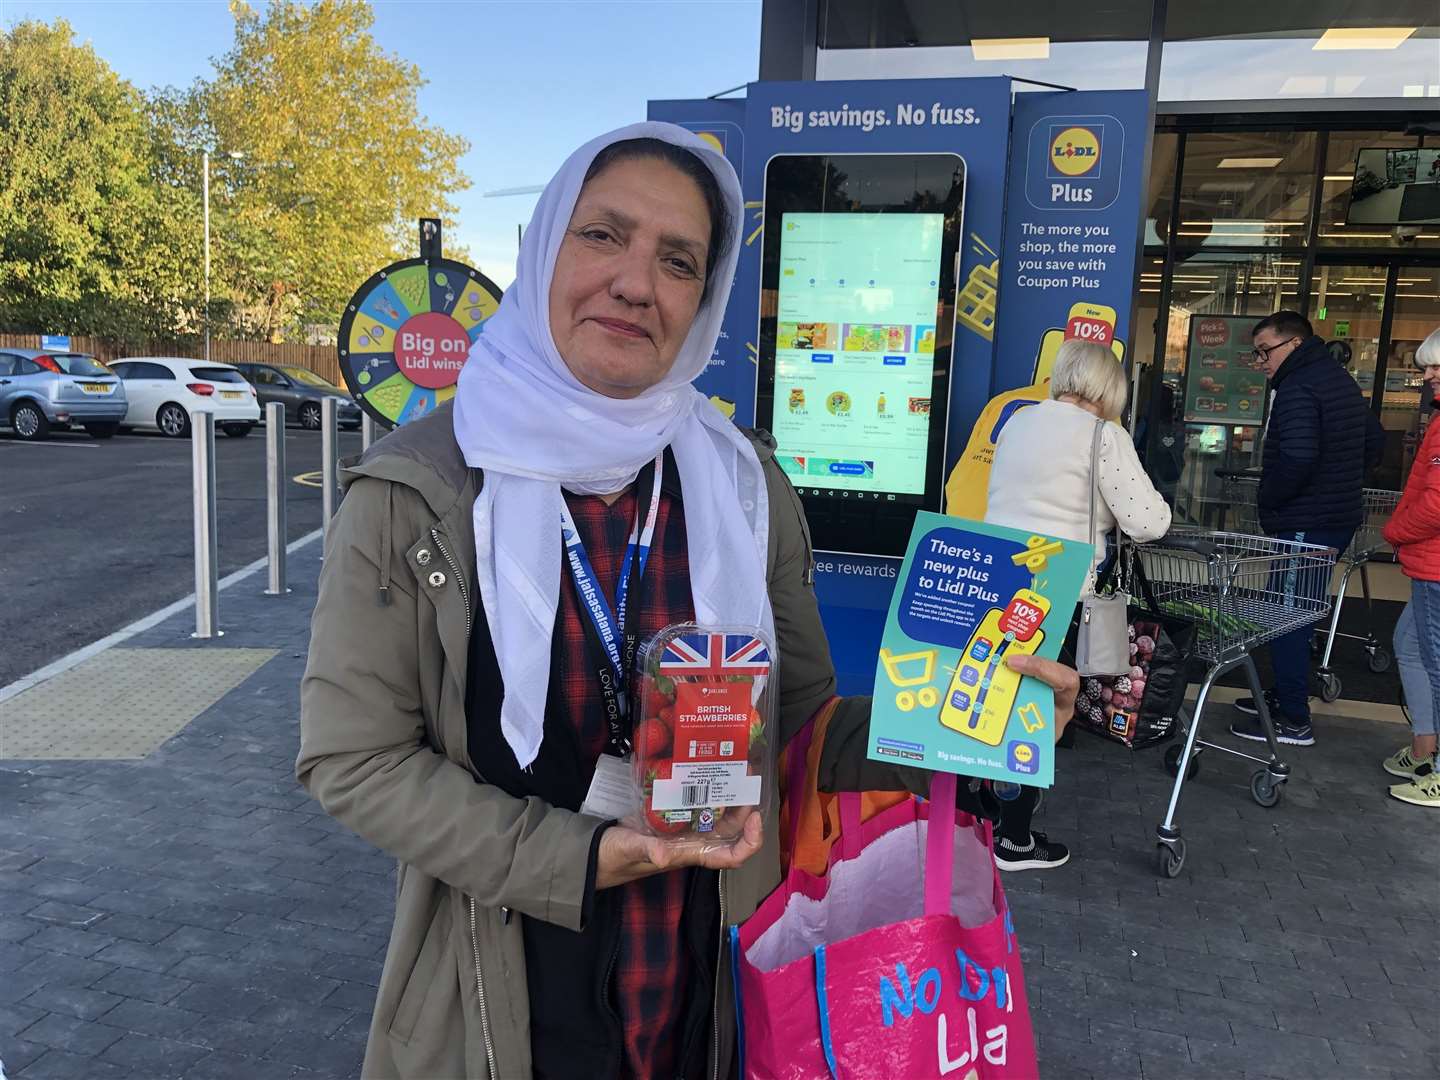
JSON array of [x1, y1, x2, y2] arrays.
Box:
[[735, 735, 1037, 1080]]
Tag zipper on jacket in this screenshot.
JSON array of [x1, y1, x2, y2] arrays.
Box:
[[710, 873, 726, 1080], [430, 528, 472, 633], [467, 896, 498, 1078]]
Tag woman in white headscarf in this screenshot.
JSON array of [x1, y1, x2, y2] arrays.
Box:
[[298, 123, 1078, 1079]]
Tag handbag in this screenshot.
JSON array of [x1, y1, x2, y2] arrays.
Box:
[[737, 746, 1038, 1080], [1073, 545, 1197, 749], [1074, 418, 1131, 676]]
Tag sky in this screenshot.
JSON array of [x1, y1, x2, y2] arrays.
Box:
[[3, 0, 762, 287]]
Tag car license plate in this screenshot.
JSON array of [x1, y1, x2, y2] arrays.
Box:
[[220, 390, 243, 399], [80, 383, 113, 394]]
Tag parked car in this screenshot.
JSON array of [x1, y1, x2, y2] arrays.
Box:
[[0, 348, 128, 440], [109, 357, 261, 438], [230, 362, 362, 430]]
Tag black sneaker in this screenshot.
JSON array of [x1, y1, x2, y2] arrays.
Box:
[[1234, 689, 1281, 717], [994, 831, 1071, 871], [1229, 712, 1315, 746]]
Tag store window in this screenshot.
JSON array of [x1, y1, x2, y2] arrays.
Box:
[[1385, 266, 1440, 488], [814, 1, 1151, 88], [1310, 264, 1386, 403], [1160, 13, 1440, 101], [1160, 254, 1302, 524], [1145, 134, 1178, 246], [1318, 133, 1440, 249], [1174, 132, 1317, 249]]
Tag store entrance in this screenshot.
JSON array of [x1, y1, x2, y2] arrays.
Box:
[[1312, 260, 1440, 491], [1145, 257, 1439, 525]]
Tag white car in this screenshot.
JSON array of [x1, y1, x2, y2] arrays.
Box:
[[109, 357, 261, 438]]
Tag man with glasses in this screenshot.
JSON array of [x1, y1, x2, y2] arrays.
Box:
[[1231, 311, 1381, 746]]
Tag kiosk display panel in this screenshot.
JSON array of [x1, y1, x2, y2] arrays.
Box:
[[757, 153, 965, 557]]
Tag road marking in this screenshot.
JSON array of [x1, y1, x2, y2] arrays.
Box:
[[0, 440, 99, 448], [293, 471, 323, 487], [0, 527, 324, 705]]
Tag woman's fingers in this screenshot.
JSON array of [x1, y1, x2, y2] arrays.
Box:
[[597, 812, 766, 887], [1005, 653, 1079, 736], [698, 811, 764, 869]]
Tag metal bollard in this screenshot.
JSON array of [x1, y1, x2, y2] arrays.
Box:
[[322, 396, 339, 534], [191, 411, 221, 638], [264, 402, 289, 595], [361, 412, 375, 452]]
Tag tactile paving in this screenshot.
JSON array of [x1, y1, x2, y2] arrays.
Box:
[[0, 647, 278, 760]]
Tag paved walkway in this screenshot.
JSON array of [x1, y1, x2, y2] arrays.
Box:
[[1, 547, 1436, 1079]]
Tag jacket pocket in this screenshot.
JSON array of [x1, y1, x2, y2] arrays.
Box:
[[389, 889, 452, 1046]]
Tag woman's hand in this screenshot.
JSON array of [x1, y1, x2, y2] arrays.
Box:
[[595, 810, 764, 889], [1004, 653, 1079, 743]]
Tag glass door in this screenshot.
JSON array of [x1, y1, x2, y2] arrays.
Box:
[[1162, 253, 1302, 525], [1309, 263, 1385, 400], [1384, 266, 1440, 490]]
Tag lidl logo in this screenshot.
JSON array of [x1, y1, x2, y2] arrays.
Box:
[[1048, 125, 1101, 178], [1007, 740, 1040, 775], [1026, 113, 1125, 211], [695, 130, 726, 155]]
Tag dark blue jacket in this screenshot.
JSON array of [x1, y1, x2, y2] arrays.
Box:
[[1258, 335, 1381, 534]]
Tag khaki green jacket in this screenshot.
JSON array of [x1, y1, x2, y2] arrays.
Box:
[[297, 404, 917, 1079]]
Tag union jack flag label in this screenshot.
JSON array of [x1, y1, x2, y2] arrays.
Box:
[[659, 632, 771, 678]]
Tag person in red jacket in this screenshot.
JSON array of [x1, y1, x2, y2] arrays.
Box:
[[1381, 328, 1440, 807]]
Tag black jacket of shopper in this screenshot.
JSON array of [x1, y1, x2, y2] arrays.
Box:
[[1258, 335, 1381, 534]]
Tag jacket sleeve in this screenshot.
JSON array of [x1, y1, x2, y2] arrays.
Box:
[[1259, 386, 1321, 512], [1098, 423, 1172, 543], [764, 464, 1022, 812], [1384, 426, 1440, 547], [297, 477, 603, 932], [764, 458, 840, 748], [1364, 410, 1385, 473]]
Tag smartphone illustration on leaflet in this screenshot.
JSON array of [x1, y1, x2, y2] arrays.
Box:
[[939, 589, 1051, 746]]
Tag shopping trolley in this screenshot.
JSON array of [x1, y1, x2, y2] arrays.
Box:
[[1130, 529, 1338, 877], [1214, 470, 1401, 700], [1313, 488, 1402, 701]]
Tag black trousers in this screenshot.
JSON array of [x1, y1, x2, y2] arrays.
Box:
[[996, 602, 1084, 844]]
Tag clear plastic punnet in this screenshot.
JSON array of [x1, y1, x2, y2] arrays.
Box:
[[630, 623, 777, 845]]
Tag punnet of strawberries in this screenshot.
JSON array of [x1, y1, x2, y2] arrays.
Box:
[[629, 633, 774, 842]]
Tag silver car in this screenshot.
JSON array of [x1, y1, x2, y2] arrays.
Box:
[[0, 348, 128, 440]]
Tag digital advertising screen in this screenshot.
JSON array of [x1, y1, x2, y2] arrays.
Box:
[[771, 212, 944, 497], [757, 152, 965, 557]]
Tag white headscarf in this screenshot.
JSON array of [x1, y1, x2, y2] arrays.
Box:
[[452, 121, 772, 770]]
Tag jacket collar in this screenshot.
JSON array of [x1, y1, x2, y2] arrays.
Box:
[[1270, 334, 1327, 389]]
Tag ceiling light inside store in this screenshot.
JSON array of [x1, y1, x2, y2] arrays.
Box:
[[970, 37, 1050, 60], [1313, 27, 1416, 50], [1179, 220, 1301, 227], [1216, 158, 1284, 169], [1322, 175, 1354, 182]]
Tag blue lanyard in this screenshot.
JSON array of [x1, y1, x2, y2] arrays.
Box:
[[560, 455, 664, 729]]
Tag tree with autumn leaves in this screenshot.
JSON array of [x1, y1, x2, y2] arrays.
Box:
[[0, 1, 470, 346]]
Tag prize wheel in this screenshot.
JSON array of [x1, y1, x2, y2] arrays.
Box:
[[337, 257, 503, 428]]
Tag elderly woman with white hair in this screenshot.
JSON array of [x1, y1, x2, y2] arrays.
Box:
[[982, 339, 1172, 870], [1381, 326, 1440, 808]]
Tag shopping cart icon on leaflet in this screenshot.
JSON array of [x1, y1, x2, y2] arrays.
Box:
[[879, 647, 940, 712]]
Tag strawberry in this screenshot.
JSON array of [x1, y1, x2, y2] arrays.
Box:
[[640, 758, 692, 834], [642, 757, 674, 798], [658, 705, 676, 727], [634, 717, 672, 757], [747, 711, 767, 750]]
